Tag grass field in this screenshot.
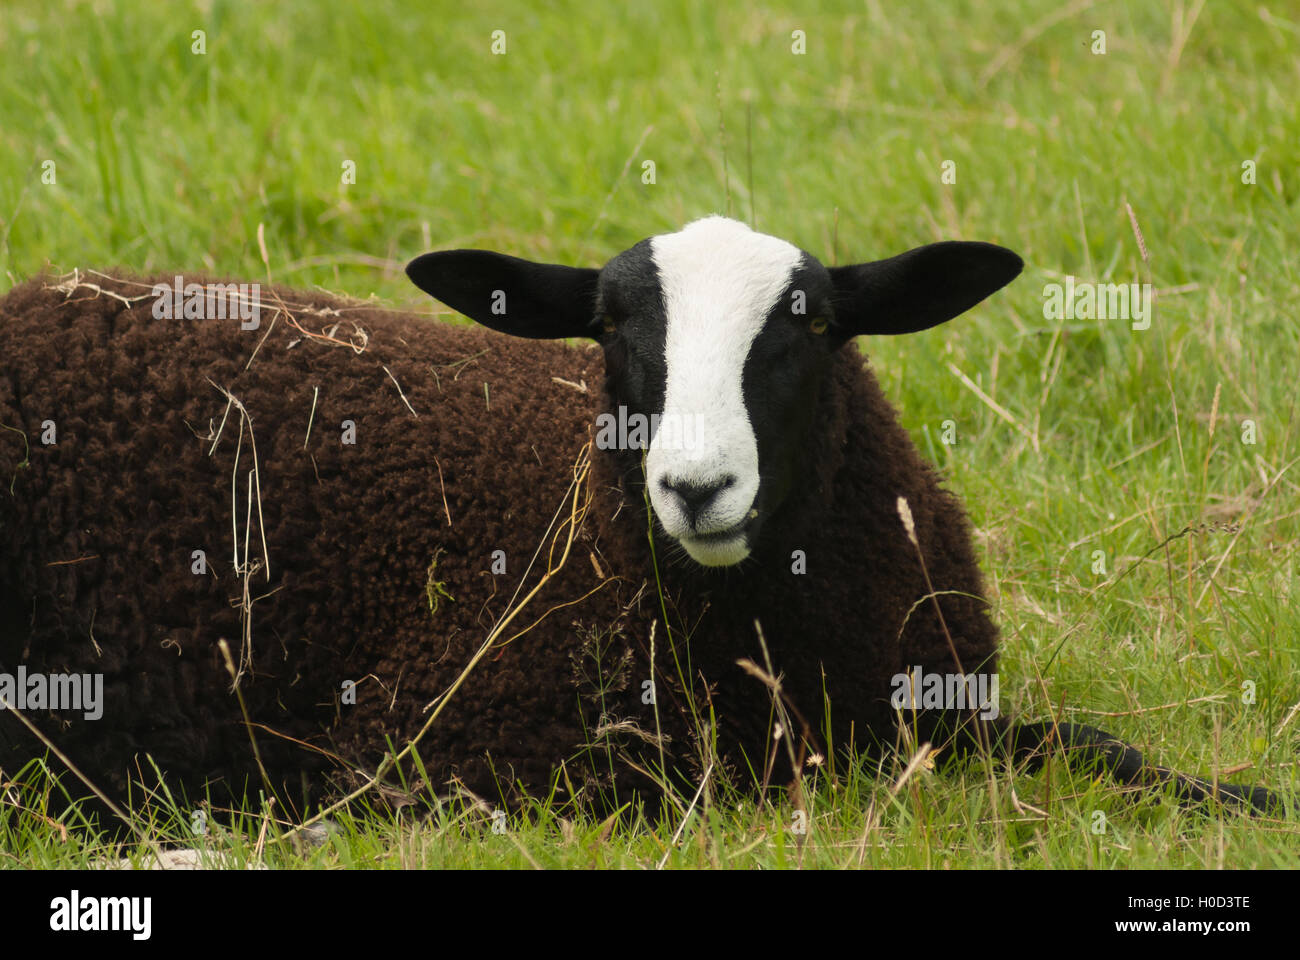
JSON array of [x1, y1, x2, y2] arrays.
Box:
[[1, 0, 1298, 868]]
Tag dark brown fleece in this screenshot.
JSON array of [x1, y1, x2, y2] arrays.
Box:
[[0, 272, 998, 818]]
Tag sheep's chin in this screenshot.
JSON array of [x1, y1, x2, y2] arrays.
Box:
[[678, 532, 751, 567]]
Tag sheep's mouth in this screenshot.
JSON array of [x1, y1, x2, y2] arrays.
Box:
[[690, 523, 748, 544], [677, 511, 760, 566]]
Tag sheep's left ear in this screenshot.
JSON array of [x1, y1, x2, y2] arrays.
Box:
[[829, 241, 1023, 337], [407, 250, 600, 340]]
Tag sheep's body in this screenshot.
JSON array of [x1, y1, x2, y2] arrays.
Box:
[[0, 270, 991, 813], [1, 222, 1278, 821], [0, 274, 597, 807]]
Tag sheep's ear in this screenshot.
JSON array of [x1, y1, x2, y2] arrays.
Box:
[[407, 250, 600, 340], [829, 241, 1023, 337]]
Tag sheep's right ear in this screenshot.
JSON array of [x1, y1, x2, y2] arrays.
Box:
[[829, 241, 1023, 337], [407, 250, 601, 340]]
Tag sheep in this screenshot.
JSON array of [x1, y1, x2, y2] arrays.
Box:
[[0, 218, 1278, 832]]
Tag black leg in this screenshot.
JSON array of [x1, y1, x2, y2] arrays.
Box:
[[902, 710, 1282, 817]]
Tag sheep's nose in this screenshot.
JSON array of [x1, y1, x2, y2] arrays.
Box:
[[660, 475, 735, 524]]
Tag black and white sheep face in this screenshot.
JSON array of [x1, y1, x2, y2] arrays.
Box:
[[599, 218, 836, 565], [406, 216, 1024, 567]]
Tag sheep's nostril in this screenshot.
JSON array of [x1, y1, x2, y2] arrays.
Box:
[[662, 477, 731, 521]]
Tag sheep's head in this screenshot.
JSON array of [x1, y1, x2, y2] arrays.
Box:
[[407, 217, 1021, 567]]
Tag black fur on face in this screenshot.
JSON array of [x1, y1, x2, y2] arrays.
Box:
[[736, 255, 839, 537], [593, 239, 668, 424]]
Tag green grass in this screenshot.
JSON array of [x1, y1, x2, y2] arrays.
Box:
[[1, 0, 1298, 868]]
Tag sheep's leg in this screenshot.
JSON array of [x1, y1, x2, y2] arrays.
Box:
[[906, 710, 1280, 815], [1002, 720, 1281, 817]]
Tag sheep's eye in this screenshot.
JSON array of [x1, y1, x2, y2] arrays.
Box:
[[602, 314, 616, 334], [810, 316, 829, 335]]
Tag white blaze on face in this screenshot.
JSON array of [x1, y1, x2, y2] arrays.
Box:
[[647, 217, 804, 566]]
